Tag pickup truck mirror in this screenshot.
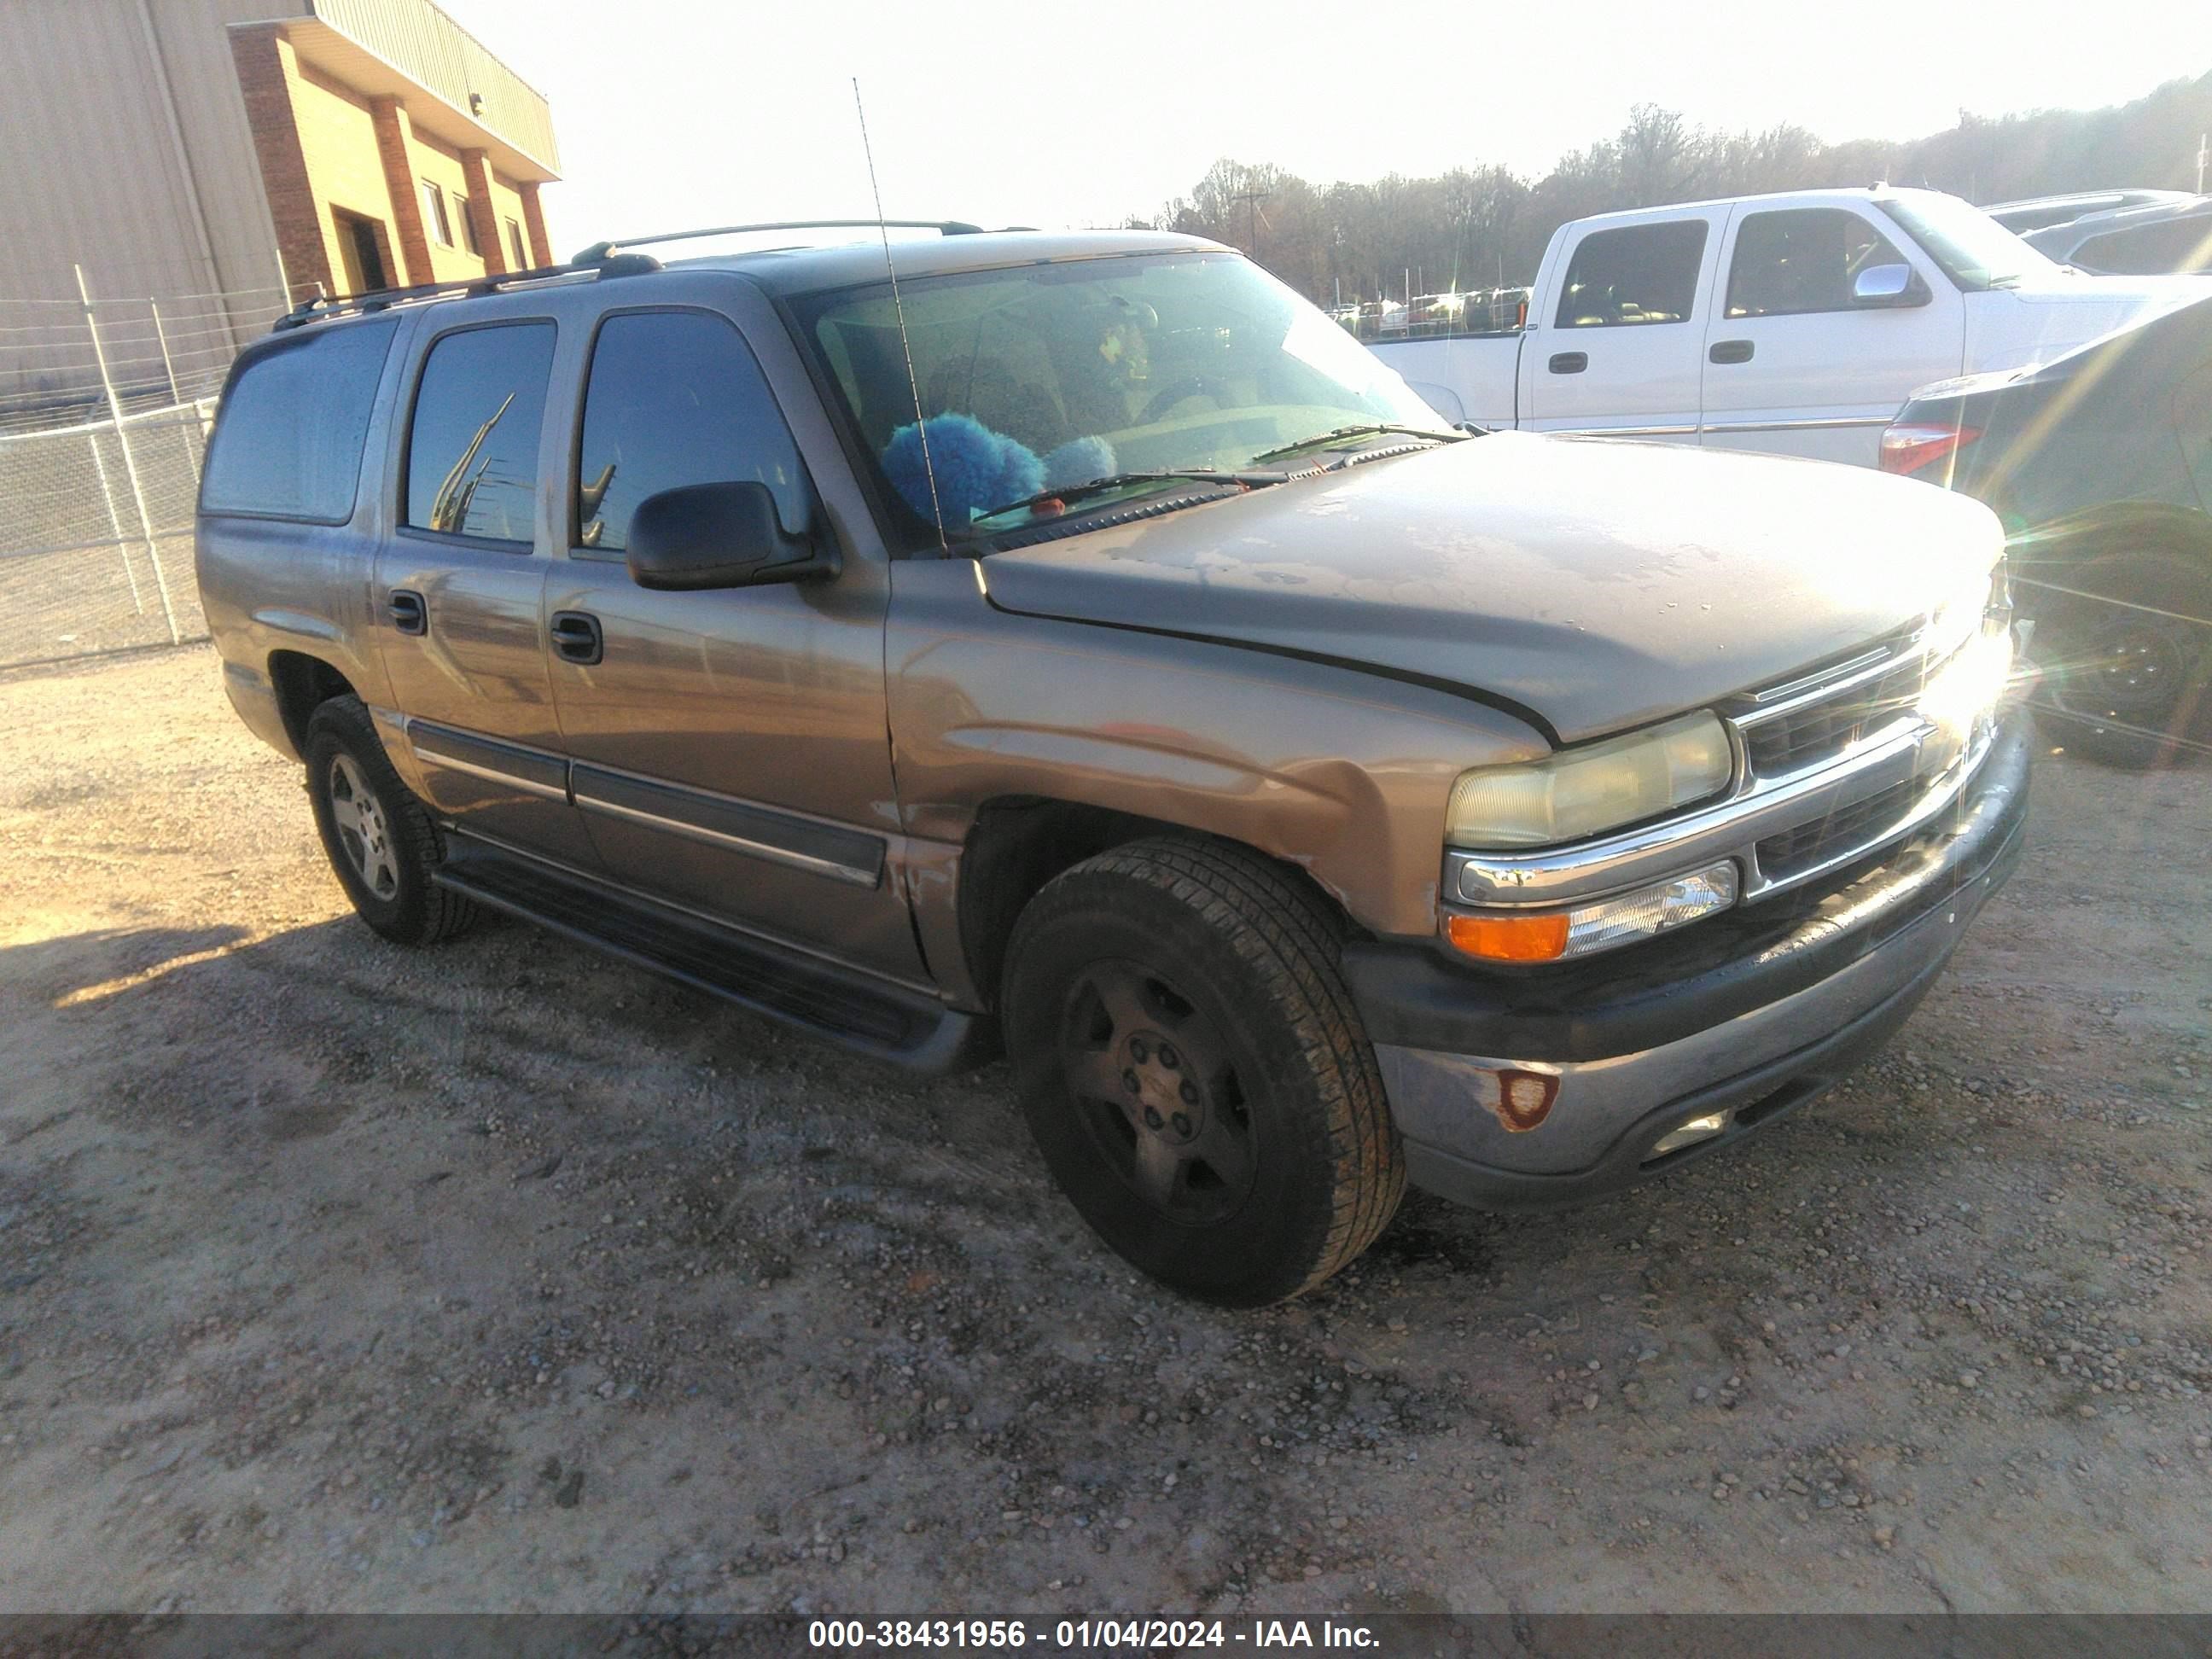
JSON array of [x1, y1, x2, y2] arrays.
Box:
[[1851, 264, 1927, 308], [626, 481, 838, 591]]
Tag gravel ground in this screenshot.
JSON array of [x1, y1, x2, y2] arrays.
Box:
[[1, 645, 2208, 1617]]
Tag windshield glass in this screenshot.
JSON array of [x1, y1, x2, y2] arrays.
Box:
[[793, 251, 1450, 539], [1876, 191, 2060, 291]]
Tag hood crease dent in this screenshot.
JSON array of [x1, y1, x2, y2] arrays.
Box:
[[975, 432, 2004, 744]]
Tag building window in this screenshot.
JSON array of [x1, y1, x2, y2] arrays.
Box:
[[455, 195, 481, 256], [505, 218, 528, 270], [421, 180, 453, 247]]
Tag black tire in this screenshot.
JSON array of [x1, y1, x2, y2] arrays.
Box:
[[1001, 837, 1404, 1307], [2029, 552, 2212, 769], [303, 695, 480, 946]]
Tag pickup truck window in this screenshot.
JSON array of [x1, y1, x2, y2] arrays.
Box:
[[792, 252, 1444, 540], [199, 318, 396, 523], [1876, 193, 2056, 291], [1553, 221, 1707, 329], [575, 310, 808, 554], [1725, 209, 1912, 317], [404, 322, 556, 544]]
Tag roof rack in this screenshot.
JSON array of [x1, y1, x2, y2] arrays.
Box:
[[271, 219, 998, 333], [570, 219, 987, 264], [271, 248, 664, 332]]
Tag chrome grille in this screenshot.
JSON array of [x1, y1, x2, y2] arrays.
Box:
[[1738, 653, 1930, 777], [1753, 777, 1921, 882]]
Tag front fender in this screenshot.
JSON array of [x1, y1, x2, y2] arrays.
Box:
[[886, 560, 1549, 940]]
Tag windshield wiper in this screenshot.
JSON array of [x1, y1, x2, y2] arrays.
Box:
[[972, 469, 1288, 526], [1247, 424, 1466, 465]]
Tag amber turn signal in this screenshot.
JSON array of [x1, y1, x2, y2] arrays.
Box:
[[1444, 910, 1571, 963]]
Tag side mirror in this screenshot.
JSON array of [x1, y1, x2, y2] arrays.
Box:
[[626, 481, 837, 592], [1851, 263, 1926, 308]]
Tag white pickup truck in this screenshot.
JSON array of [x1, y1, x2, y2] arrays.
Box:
[[1371, 186, 2212, 466]]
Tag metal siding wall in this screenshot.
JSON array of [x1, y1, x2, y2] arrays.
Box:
[[0, 1, 207, 305], [307, 0, 557, 171]]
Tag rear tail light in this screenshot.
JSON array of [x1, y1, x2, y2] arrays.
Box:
[[1879, 421, 1981, 478]]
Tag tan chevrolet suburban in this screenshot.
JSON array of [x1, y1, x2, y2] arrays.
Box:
[[195, 223, 2029, 1306]]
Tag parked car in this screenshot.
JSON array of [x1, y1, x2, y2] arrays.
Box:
[[2024, 196, 2212, 276], [196, 223, 2028, 1306], [1883, 294, 2212, 765], [1983, 189, 2195, 236], [1405, 292, 1464, 335], [1371, 186, 2211, 466]]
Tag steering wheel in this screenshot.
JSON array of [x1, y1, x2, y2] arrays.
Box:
[[1138, 375, 1231, 424]]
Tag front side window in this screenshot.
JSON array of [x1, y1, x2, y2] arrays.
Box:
[[404, 322, 555, 544], [1725, 209, 1913, 317], [794, 251, 1447, 540], [575, 311, 808, 553], [1554, 221, 1708, 328], [421, 180, 452, 247], [200, 317, 397, 522]]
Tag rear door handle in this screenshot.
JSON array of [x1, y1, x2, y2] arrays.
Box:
[[1708, 339, 1755, 364], [1547, 352, 1587, 375], [549, 610, 603, 666], [387, 590, 426, 635]]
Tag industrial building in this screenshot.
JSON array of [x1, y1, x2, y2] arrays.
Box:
[[0, 0, 561, 350]]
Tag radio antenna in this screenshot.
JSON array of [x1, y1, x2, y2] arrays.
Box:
[[853, 78, 947, 552]]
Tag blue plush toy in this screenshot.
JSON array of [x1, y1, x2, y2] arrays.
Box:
[[881, 417, 1115, 529], [1042, 435, 1115, 493]]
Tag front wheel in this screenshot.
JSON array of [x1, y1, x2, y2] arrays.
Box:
[[1002, 838, 1404, 1307], [2029, 552, 2212, 768]]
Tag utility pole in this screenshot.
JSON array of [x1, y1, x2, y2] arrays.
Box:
[[2198, 132, 2208, 194]]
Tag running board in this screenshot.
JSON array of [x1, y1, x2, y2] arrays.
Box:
[[434, 850, 987, 1075]]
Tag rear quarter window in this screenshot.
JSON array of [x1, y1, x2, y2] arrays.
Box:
[[199, 319, 398, 522]]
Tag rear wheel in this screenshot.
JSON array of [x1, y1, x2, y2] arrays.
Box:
[[2029, 552, 2212, 768], [303, 695, 479, 946], [1002, 838, 1404, 1307]]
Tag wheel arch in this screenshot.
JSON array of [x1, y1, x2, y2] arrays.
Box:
[[2008, 502, 2212, 597], [952, 797, 1359, 1015], [267, 650, 360, 758]]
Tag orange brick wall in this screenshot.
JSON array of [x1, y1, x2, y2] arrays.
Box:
[[230, 26, 329, 300], [231, 20, 553, 299]]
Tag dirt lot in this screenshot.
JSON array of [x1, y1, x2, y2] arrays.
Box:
[[2, 644, 2209, 1617]]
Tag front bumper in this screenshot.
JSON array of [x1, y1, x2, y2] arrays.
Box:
[[1346, 710, 2031, 1210]]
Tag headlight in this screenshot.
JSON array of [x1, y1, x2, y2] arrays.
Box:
[[1446, 710, 1735, 850]]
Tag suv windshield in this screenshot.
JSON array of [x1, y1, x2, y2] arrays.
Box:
[[794, 251, 1450, 540], [1876, 192, 2059, 291]]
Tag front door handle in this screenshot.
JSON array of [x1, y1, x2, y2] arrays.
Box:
[[549, 610, 603, 666], [1708, 338, 1755, 364], [1547, 351, 1588, 375], [387, 590, 426, 635]]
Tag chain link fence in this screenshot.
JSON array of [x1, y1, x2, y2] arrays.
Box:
[[0, 274, 290, 672]]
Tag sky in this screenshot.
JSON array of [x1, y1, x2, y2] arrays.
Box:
[[439, 0, 2212, 256]]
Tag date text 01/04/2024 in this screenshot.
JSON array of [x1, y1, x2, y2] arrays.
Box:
[[806, 1619, 1382, 1648]]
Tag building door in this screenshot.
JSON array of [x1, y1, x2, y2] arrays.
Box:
[[334, 210, 388, 295]]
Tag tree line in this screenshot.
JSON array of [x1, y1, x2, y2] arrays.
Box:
[[1134, 71, 2212, 306]]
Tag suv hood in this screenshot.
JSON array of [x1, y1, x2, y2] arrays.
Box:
[[976, 433, 2003, 744]]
